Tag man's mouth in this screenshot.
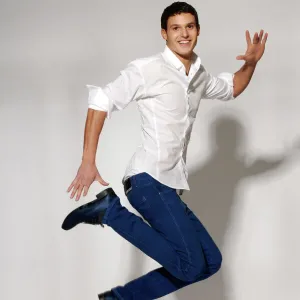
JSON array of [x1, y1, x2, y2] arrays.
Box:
[[178, 40, 191, 45]]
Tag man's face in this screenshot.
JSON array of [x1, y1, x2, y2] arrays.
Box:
[[161, 13, 200, 59]]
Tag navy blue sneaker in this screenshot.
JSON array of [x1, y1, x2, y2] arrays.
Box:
[[98, 290, 117, 299], [62, 188, 118, 230]]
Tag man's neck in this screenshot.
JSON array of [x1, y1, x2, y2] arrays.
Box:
[[173, 50, 193, 76]]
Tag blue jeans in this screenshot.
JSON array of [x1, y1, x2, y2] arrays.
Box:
[[102, 172, 222, 299]]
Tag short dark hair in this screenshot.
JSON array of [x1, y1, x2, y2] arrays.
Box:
[[161, 2, 200, 31]]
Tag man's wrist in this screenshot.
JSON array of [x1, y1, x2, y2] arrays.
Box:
[[245, 61, 257, 68], [82, 156, 96, 164]]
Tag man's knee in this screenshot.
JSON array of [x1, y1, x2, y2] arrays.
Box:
[[208, 249, 223, 275], [186, 249, 223, 282], [182, 260, 207, 282]]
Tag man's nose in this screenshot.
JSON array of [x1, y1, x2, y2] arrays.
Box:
[[181, 28, 189, 38]]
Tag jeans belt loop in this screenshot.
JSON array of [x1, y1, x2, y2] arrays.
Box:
[[123, 177, 132, 196]]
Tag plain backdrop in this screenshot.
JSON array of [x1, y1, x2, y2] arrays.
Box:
[[1, 0, 300, 299]]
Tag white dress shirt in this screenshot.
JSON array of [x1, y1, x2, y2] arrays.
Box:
[[87, 45, 235, 194]]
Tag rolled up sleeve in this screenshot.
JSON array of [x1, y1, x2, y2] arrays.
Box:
[[86, 62, 145, 119], [203, 71, 235, 101]]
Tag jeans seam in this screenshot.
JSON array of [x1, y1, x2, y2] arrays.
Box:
[[155, 187, 192, 274]]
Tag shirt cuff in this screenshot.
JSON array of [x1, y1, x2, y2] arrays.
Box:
[[86, 84, 113, 119]]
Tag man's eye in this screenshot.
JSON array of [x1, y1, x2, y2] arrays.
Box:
[[188, 25, 194, 28], [173, 27, 178, 30]]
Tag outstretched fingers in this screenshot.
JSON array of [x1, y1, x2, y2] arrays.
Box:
[[70, 181, 81, 199], [69, 180, 89, 201], [245, 30, 251, 46], [262, 32, 268, 44], [258, 30, 264, 41], [253, 32, 260, 44], [75, 185, 85, 201], [83, 185, 89, 197], [67, 178, 77, 193], [247, 29, 268, 45]]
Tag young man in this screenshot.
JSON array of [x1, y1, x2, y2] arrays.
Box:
[[62, 2, 268, 299]]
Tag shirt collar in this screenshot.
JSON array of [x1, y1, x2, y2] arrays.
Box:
[[162, 45, 201, 74]]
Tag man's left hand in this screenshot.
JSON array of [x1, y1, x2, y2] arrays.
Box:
[[236, 30, 268, 66]]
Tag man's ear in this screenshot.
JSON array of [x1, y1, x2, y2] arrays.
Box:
[[161, 28, 167, 41]]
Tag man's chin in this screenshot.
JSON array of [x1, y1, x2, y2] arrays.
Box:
[[175, 48, 194, 58]]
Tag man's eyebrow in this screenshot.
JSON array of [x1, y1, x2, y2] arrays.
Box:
[[170, 22, 196, 27]]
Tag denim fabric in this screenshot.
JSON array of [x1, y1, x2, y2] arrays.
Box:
[[102, 172, 222, 300]]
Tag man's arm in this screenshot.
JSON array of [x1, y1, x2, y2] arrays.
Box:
[[232, 62, 256, 98], [82, 62, 144, 161], [67, 109, 109, 201], [82, 109, 107, 163], [233, 29, 268, 98], [67, 61, 145, 201]]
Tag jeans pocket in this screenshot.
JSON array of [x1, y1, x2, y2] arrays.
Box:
[[134, 172, 153, 188]]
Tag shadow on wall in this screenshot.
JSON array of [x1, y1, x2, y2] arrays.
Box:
[[125, 112, 300, 300]]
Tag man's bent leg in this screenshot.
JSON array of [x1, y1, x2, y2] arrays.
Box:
[[110, 197, 222, 299], [102, 173, 206, 282], [102, 173, 220, 299]]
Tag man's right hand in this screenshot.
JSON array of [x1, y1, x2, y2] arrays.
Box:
[[67, 161, 109, 201]]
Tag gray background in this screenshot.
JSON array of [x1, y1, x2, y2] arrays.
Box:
[[1, 0, 300, 299]]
